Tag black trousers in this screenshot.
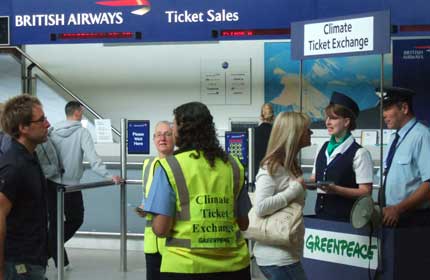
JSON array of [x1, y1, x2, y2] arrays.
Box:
[[397, 208, 430, 227], [145, 252, 162, 280], [160, 265, 251, 280], [47, 180, 84, 267]]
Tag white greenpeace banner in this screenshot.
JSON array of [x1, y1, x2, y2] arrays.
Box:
[[303, 228, 378, 269], [304, 16, 374, 56]]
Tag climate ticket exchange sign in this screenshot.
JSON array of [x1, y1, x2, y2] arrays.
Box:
[[127, 120, 150, 154], [304, 228, 378, 269], [291, 10, 390, 59]]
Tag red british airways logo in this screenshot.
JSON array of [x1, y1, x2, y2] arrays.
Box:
[[96, 0, 151, 16]]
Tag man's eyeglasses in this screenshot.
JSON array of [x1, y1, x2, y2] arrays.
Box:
[[154, 132, 173, 138], [30, 115, 48, 124]]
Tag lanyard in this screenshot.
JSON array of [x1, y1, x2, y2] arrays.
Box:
[[392, 120, 417, 150]]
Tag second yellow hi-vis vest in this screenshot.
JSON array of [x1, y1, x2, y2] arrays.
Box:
[[141, 157, 165, 254], [157, 150, 250, 274]]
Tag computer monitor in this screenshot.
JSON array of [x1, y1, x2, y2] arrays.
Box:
[[127, 120, 150, 154]]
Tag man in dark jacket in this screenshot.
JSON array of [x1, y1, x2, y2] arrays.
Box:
[[0, 95, 50, 280]]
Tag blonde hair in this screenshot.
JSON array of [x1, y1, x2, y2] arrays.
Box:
[[260, 103, 274, 123], [261, 111, 310, 177]]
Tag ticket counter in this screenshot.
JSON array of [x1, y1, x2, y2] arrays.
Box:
[[302, 216, 430, 280]]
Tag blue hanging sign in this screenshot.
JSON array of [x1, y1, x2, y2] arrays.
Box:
[[291, 10, 391, 60], [7, 0, 297, 44], [127, 120, 150, 154]]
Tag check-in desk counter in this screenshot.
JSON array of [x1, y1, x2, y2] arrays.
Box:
[[302, 216, 430, 280]]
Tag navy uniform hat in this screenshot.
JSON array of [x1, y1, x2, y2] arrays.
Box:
[[330, 91, 360, 117], [376, 87, 415, 108]]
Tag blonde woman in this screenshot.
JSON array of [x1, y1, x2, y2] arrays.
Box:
[[254, 112, 312, 280]]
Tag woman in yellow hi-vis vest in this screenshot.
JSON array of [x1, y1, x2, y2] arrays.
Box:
[[144, 102, 251, 280], [137, 121, 174, 280]]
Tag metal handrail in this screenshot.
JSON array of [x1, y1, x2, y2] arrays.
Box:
[[59, 180, 116, 193], [56, 179, 121, 280], [125, 179, 142, 185], [0, 45, 120, 136]]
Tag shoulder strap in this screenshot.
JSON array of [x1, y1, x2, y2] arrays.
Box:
[[164, 155, 190, 221], [142, 157, 156, 195]]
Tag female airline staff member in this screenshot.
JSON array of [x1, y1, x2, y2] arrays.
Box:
[[144, 102, 251, 280], [312, 92, 373, 221]]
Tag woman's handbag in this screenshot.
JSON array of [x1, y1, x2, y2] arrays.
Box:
[[242, 192, 304, 246]]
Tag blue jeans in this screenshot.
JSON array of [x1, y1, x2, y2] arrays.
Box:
[[259, 262, 307, 280], [4, 262, 46, 280]]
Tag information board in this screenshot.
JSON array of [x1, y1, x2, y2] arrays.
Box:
[[225, 131, 248, 166], [127, 120, 150, 154]]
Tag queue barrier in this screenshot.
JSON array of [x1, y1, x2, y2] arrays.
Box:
[[55, 179, 142, 280]]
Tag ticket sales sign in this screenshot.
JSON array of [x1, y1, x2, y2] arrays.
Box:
[[291, 10, 390, 59]]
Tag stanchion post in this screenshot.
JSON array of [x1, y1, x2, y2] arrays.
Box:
[[248, 127, 255, 192], [57, 185, 65, 280], [120, 118, 127, 272], [247, 127, 255, 277], [378, 54, 385, 275]]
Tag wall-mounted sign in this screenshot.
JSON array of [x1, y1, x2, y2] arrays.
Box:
[[291, 10, 390, 60], [3, 1, 427, 44], [225, 131, 248, 166], [200, 58, 251, 105], [95, 119, 113, 143], [127, 120, 150, 154]]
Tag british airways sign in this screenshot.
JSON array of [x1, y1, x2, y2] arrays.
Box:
[[1, 0, 430, 44]]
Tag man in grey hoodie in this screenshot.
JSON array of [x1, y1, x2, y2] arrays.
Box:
[[47, 101, 121, 268]]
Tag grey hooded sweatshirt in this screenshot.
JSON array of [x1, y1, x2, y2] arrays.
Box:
[[36, 127, 63, 181], [50, 120, 111, 185]]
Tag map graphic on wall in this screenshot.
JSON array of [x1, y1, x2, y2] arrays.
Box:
[[264, 42, 392, 128]]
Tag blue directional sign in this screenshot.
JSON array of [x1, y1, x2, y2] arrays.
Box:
[[127, 120, 150, 154], [225, 131, 248, 166]]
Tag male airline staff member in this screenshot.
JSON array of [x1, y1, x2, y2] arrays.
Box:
[[137, 121, 174, 280], [0, 95, 50, 280], [379, 87, 430, 227], [144, 102, 251, 280]]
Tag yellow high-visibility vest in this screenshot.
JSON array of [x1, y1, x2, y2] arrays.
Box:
[[157, 150, 250, 273], [141, 157, 165, 254]]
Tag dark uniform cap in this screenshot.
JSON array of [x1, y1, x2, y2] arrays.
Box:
[[376, 87, 415, 108], [330, 91, 360, 117]]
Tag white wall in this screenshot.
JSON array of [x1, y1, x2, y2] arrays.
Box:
[[1, 43, 387, 165], [24, 41, 274, 155]]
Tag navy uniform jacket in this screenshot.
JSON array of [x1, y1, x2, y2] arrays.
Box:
[[314, 141, 360, 222]]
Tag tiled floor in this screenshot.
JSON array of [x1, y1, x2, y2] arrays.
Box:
[[45, 248, 265, 280]]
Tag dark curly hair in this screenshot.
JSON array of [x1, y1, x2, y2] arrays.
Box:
[[174, 102, 228, 167]]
